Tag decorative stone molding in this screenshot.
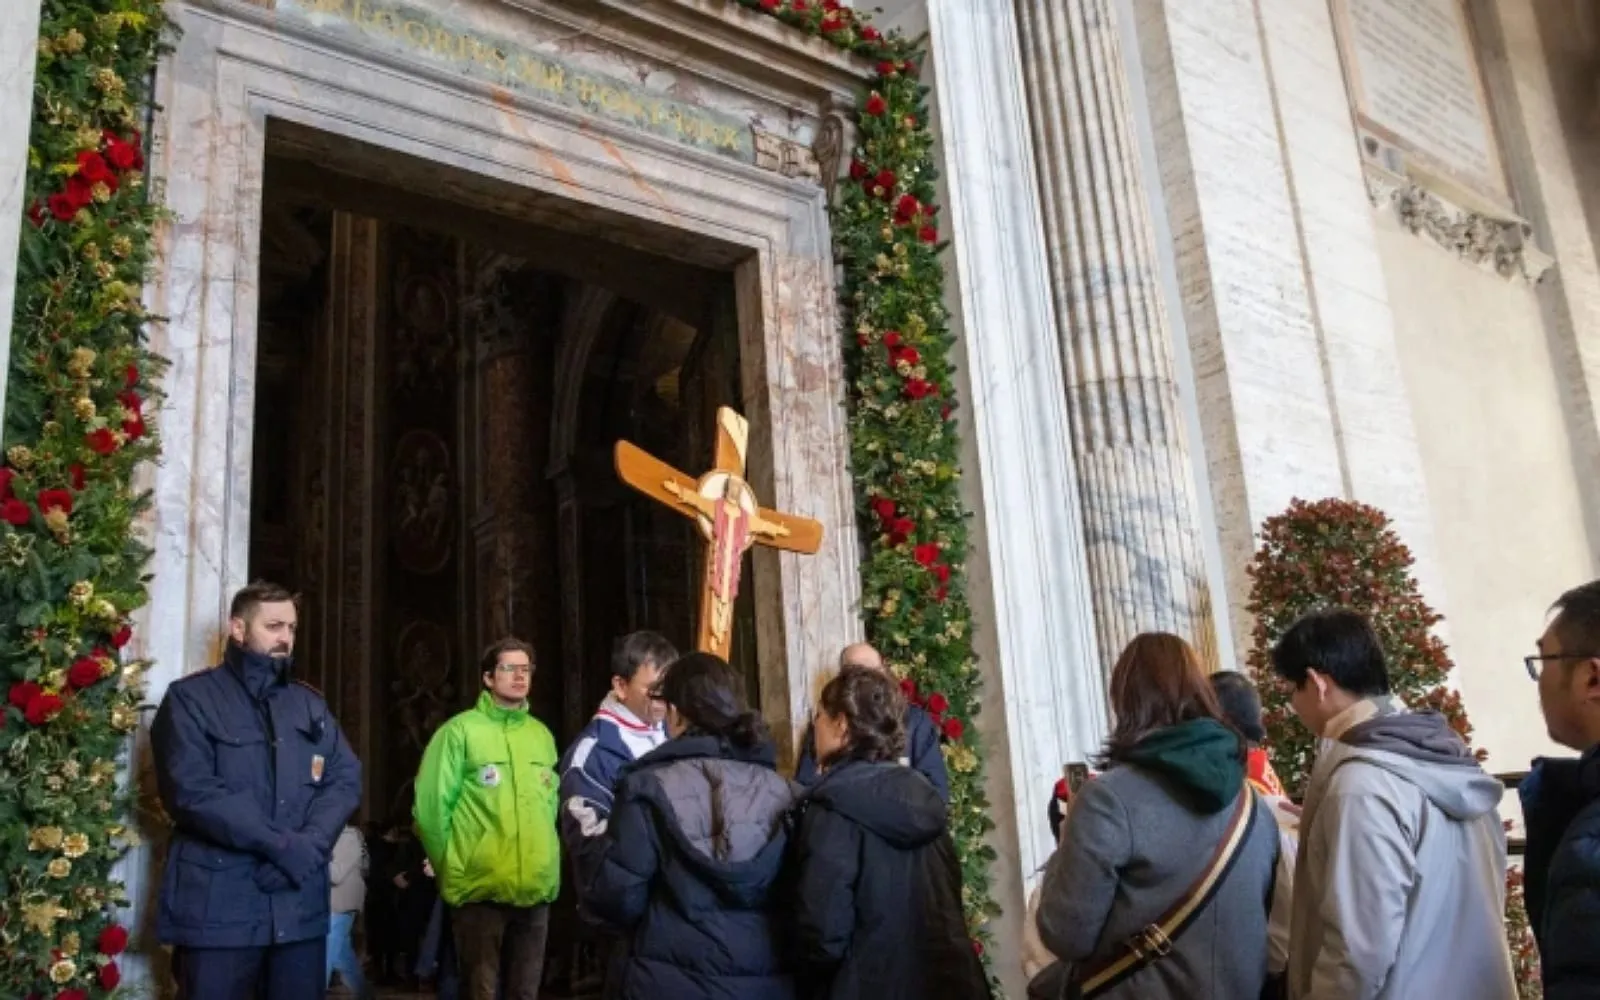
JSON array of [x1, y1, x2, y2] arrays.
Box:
[[812, 112, 846, 201], [1365, 167, 1555, 283], [752, 127, 821, 184]]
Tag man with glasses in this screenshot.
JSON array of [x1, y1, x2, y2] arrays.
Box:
[[414, 638, 559, 1000], [1522, 579, 1600, 997]]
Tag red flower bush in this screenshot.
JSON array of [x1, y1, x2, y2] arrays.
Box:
[[9, 682, 42, 710], [67, 657, 104, 690], [23, 692, 65, 727], [96, 925, 129, 956]]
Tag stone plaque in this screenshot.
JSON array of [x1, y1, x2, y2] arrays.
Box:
[[1330, 0, 1508, 206], [276, 0, 755, 162]]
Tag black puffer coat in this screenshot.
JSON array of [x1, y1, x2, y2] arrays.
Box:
[[1522, 745, 1600, 999], [576, 733, 798, 1000], [790, 759, 988, 1000]]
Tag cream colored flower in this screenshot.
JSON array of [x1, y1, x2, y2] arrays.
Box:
[[91, 182, 111, 203], [47, 858, 72, 879], [94, 260, 114, 280], [110, 703, 137, 733], [7, 445, 33, 469], [67, 346, 96, 376], [73, 396, 97, 421], [49, 957, 76, 983], [28, 826, 65, 851], [58, 29, 85, 54], [62, 833, 90, 859], [91, 598, 118, 621], [110, 235, 132, 258], [60, 930, 80, 956], [69, 580, 94, 607]]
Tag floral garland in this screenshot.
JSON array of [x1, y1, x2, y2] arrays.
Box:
[[2, 0, 167, 996], [734, 0, 1000, 971]]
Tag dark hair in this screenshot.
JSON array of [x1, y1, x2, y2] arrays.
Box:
[[1209, 671, 1266, 744], [655, 652, 766, 749], [611, 630, 678, 682], [229, 581, 299, 621], [1271, 608, 1390, 696], [817, 665, 906, 768], [1552, 580, 1600, 654], [1101, 632, 1238, 766], [479, 637, 536, 679]]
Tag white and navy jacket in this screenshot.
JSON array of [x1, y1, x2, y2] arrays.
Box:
[[557, 695, 668, 847]]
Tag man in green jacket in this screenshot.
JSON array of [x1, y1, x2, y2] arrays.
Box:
[[414, 637, 560, 1000]]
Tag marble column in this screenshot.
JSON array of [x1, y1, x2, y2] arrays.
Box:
[[1015, 0, 1218, 669], [0, 0, 42, 421]]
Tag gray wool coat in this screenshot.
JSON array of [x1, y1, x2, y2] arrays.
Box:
[[1034, 764, 1280, 1000]]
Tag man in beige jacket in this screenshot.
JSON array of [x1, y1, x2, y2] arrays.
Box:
[[1272, 609, 1515, 1000], [326, 824, 371, 998]]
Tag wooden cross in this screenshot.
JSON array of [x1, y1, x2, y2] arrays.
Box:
[[614, 407, 823, 658]]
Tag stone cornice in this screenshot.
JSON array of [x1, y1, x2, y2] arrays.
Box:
[[1364, 166, 1555, 283]]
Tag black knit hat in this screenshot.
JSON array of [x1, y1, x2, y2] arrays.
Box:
[[1210, 671, 1266, 744]]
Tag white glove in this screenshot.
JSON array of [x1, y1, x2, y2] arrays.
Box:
[[565, 796, 608, 838]]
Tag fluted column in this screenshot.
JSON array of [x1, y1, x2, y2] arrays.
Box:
[[1016, 0, 1218, 669]]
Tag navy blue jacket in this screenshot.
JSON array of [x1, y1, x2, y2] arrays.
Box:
[[794, 703, 950, 803], [1522, 746, 1600, 999], [153, 644, 362, 947], [791, 760, 988, 1000], [557, 697, 668, 847], [573, 733, 798, 1000]]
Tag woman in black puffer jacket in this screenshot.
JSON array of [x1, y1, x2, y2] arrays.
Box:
[[574, 652, 797, 1000], [790, 666, 989, 1000]]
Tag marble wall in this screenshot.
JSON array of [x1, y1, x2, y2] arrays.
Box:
[[124, 0, 871, 978], [0, 0, 42, 419]]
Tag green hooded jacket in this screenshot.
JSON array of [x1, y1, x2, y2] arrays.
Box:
[[414, 692, 560, 908], [1119, 717, 1246, 813]]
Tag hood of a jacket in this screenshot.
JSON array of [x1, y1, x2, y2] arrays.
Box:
[[628, 734, 795, 907], [808, 758, 947, 848], [1337, 710, 1503, 820], [1121, 718, 1245, 814]]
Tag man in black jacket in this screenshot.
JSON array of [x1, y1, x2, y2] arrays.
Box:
[[1524, 578, 1600, 998]]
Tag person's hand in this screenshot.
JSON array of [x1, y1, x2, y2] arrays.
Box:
[[422, 858, 434, 879], [270, 832, 325, 886], [254, 862, 294, 894], [393, 872, 410, 889]]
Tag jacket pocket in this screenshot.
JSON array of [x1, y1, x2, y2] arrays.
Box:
[[172, 841, 257, 926], [208, 728, 270, 789]]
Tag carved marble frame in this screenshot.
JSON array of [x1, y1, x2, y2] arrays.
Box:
[[129, 0, 867, 941]]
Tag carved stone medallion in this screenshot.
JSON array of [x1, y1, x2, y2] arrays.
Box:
[[389, 429, 455, 574], [390, 620, 455, 751]]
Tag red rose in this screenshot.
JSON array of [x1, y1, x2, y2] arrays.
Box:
[[926, 692, 949, 715], [76, 151, 118, 192], [899, 677, 918, 701], [888, 517, 914, 545], [894, 194, 920, 222], [914, 542, 940, 566], [862, 25, 881, 41], [821, 16, 843, 32], [871, 497, 897, 522], [27, 201, 44, 227], [0, 467, 13, 499], [791, 0, 806, 10], [123, 415, 147, 440], [98, 962, 121, 991], [882, 331, 902, 348], [931, 562, 951, 584], [118, 389, 143, 415], [111, 625, 133, 649], [87, 428, 118, 455], [37, 489, 72, 516], [918, 225, 939, 244], [933, 584, 948, 602], [903, 378, 935, 400], [9, 681, 41, 710], [125, 363, 139, 388], [877, 60, 897, 77], [56, 990, 88, 1000], [865, 93, 887, 116], [68, 657, 104, 690], [69, 464, 85, 490], [97, 924, 129, 956], [760, 0, 779, 9], [2, 498, 31, 525], [849, 159, 868, 181], [892, 346, 921, 367], [106, 136, 141, 172], [24, 692, 65, 726], [47, 192, 79, 222], [940, 404, 953, 421], [874, 168, 896, 193], [943, 716, 964, 741]]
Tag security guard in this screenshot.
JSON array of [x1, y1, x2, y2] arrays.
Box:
[[153, 581, 362, 1000]]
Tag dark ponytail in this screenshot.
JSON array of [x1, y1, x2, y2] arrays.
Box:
[[656, 652, 767, 750]]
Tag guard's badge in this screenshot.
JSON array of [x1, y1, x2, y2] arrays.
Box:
[[480, 764, 501, 788], [310, 755, 325, 783]]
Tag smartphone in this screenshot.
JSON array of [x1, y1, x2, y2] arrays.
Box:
[[1064, 762, 1090, 796]]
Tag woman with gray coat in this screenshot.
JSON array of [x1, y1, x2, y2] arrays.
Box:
[[1032, 633, 1280, 1000]]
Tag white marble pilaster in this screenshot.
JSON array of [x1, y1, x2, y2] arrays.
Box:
[[922, 2, 1106, 990], [1015, 0, 1219, 668], [0, 0, 43, 422]]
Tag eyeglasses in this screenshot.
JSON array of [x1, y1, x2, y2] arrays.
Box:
[[1525, 653, 1599, 680], [494, 664, 533, 678]]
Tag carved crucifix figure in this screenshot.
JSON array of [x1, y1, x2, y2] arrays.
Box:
[[614, 407, 823, 658]]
